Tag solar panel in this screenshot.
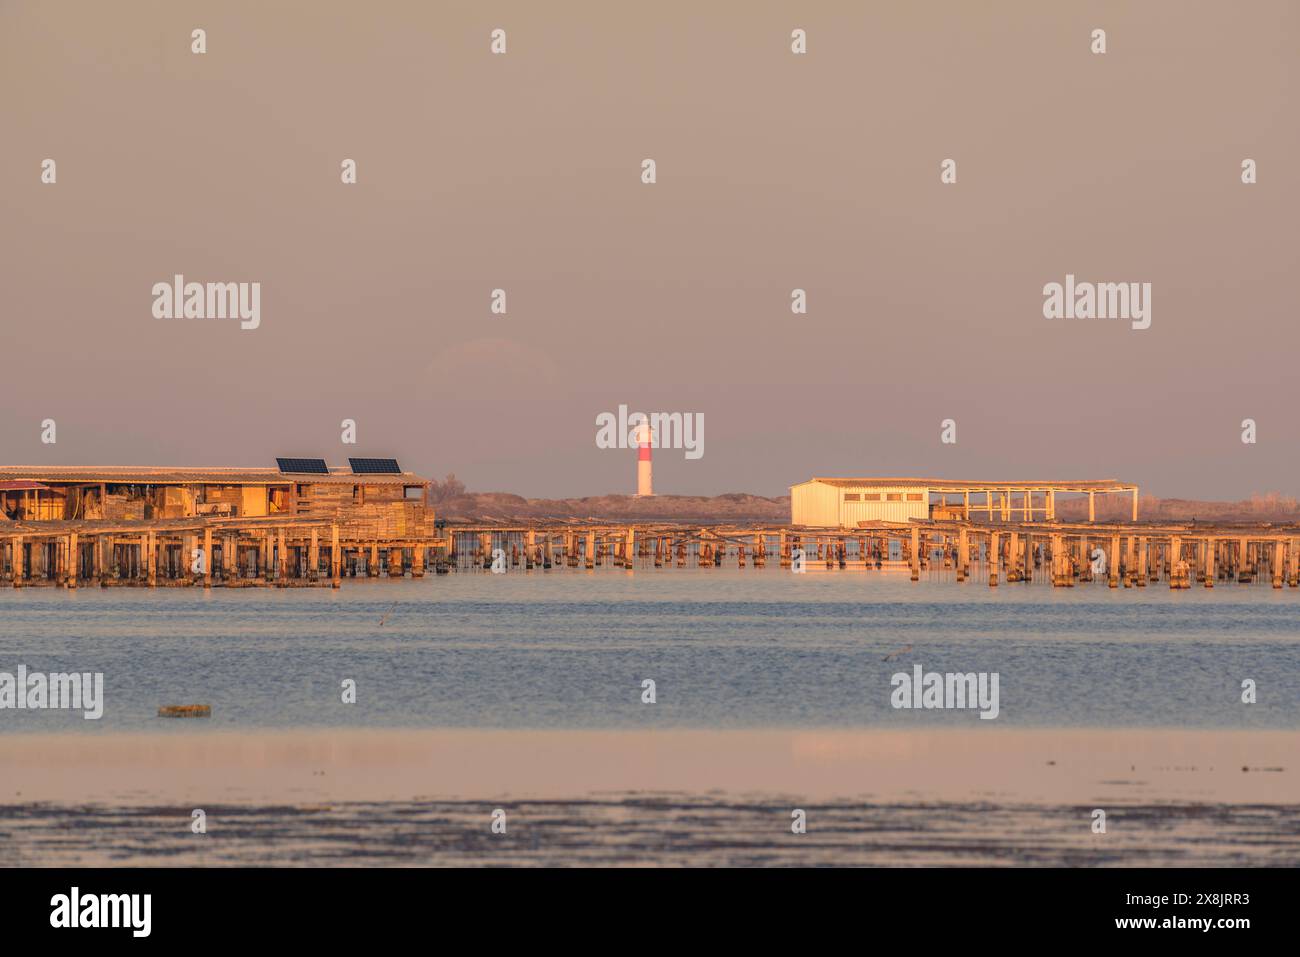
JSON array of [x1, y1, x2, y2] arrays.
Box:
[[276, 457, 329, 475], [349, 457, 401, 475]]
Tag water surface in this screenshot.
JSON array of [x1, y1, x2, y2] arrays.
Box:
[[1, 567, 1297, 732]]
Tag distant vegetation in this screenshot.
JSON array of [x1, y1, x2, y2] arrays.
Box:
[[427, 473, 466, 504], [427, 479, 1300, 525], [432, 484, 789, 523], [1058, 492, 1300, 524]]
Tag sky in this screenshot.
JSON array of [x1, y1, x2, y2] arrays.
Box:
[[1, 1, 1296, 499]]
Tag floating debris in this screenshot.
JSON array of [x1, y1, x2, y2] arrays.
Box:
[[158, 704, 211, 718]]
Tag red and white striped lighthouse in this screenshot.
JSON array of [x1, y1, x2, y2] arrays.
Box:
[[634, 421, 654, 497]]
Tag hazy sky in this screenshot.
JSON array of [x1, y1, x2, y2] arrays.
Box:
[[2, 1, 1296, 499]]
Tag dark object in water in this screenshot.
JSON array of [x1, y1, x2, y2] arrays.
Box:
[[158, 704, 211, 718]]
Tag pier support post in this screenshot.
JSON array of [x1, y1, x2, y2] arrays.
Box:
[[203, 527, 213, 587], [308, 528, 320, 581], [11, 537, 23, 588], [178, 532, 193, 584], [1050, 534, 1065, 586], [67, 533, 78, 588], [330, 525, 341, 587], [988, 532, 999, 586]]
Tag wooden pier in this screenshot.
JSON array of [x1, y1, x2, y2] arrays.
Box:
[[0, 515, 448, 588], [3, 515, 1299, 590], [434, 518, 1300, 590], [0, 462, 443, 587]]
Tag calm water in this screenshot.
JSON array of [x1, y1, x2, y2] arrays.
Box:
[[6, 798, 1296, 867], [1, 567, 1298, 732]]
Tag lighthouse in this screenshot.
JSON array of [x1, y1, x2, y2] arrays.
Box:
[[634, 420, 654, 497]]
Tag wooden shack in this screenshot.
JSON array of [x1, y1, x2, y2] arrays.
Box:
[[0, 460, 430, 527]]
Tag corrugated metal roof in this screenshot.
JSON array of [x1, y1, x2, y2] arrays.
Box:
[[798, 477, 1136, 491], [0, 466, 427, 486]]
